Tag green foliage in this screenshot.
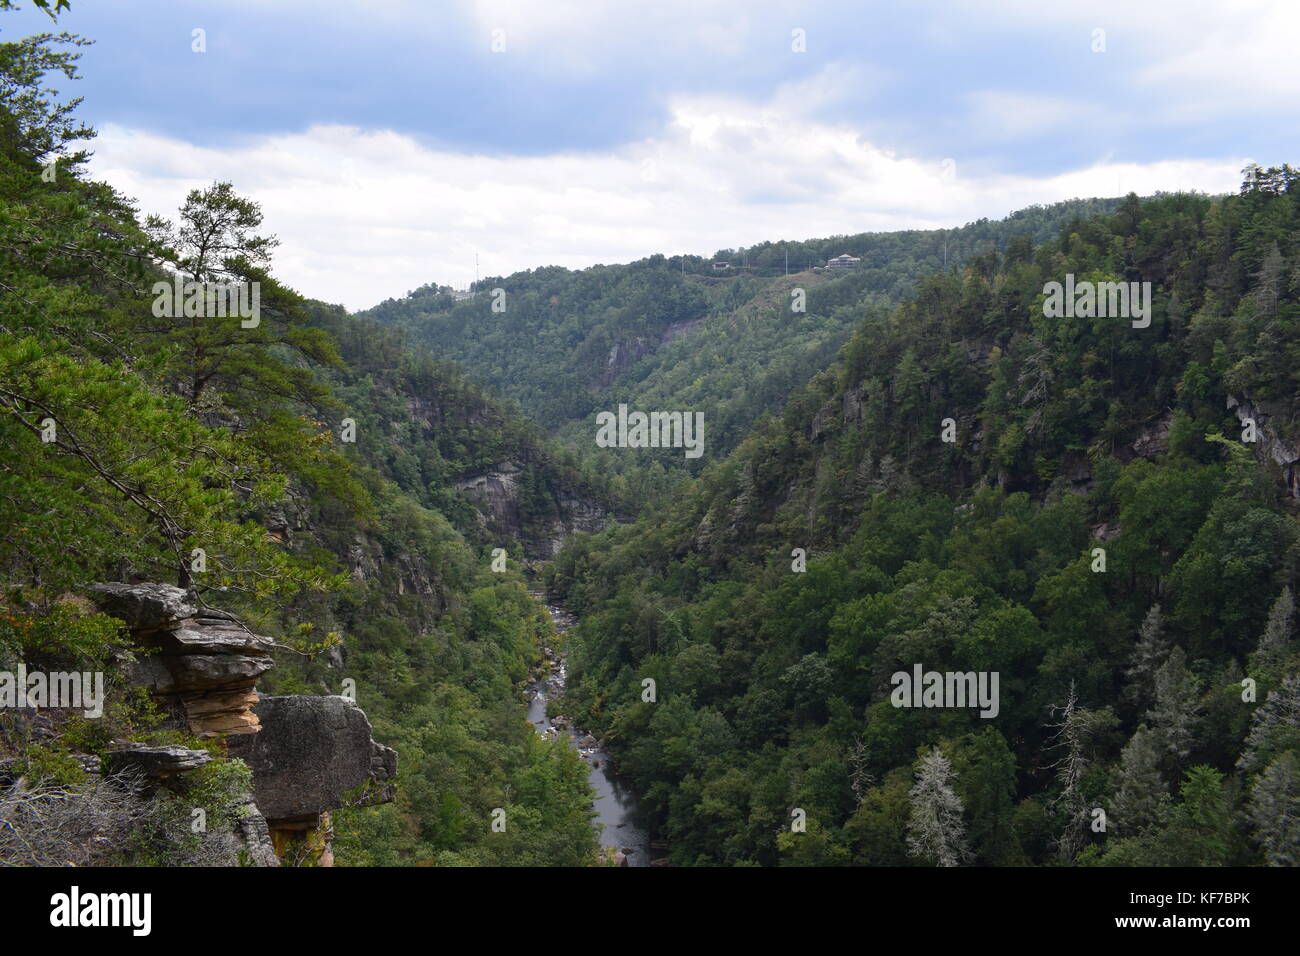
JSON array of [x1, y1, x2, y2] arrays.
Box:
[[362, 201, 1126, 503], [547, 171, 1300, 865], [0, 24, 598, 869], [5, 15, 1298, 868]]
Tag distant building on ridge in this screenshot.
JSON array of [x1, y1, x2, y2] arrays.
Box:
[[826, 253, 861, 271]]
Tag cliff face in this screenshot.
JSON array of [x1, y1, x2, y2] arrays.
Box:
[[599, 316, 707, 386], [92, 583, 271, 737], [368, 369, 612, 560], [90, 583, 398, 866], [454, 459, 610, 558], [1228, 394, 1300, 500]]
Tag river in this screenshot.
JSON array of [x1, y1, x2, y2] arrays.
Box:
[[525, 593, 663, 867]]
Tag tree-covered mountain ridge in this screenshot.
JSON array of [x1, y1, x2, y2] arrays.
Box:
[[302, 301, 614, 560], [544, 167, 1300, 866], [360, 197, 1127, 483]]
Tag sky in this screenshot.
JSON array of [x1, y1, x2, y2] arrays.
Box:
[[4, 0, 1297, 310]]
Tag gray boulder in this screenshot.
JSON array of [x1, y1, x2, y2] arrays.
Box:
[[105, 744, 212, 780], [91, 582, 196, 632], [227, 695, 397, 822]]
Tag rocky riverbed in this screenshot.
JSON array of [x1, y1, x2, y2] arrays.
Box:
[[525, 593, 663, 867]]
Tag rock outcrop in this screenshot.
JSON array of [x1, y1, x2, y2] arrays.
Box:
[[227, 695, 397, 866], [104, 744, 212, 780], [91, 582, 398, 866], [230, 793, 281, 867], [601, 317, 706, 386], [454, 459, 609, 558], [92, 583, 272, 737], [1228, 394, 1300, 499], [227, 695, 397, 821]]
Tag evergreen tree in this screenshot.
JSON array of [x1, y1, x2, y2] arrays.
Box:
[[1158, 766, 1233, 866], [954, 728, 1020, 865], [1238, 674, 1300, 773], [1247, 751, 1300, 866], [1149, 646, 1200, 768], [1124, 604, 1169, 709], [1111, 724, 1168, 836], [1254, 585, 1295, 669], [141, 181, 340, 413]]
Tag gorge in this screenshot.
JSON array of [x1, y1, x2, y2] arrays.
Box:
[[526, 592, 659, 867]]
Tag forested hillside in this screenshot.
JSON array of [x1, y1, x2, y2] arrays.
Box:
[[362, 198, 1123, 490], [0, 22, 598, 866], [546, 169, 1300, 866], [4, 1, 1296, 876], [302, 302, 613, 557]]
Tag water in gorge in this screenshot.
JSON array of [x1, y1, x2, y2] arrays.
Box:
[[526, 594, 663, 867]]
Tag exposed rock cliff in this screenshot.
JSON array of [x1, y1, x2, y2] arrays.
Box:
[[92, 583, 271, 737], [454, 459, 609, 558], [1228, 394, 1300, 499], [89, 582, 398, 866]]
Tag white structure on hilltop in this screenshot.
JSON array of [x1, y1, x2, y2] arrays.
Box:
[[450, 253, 481, 300], [826, 253, 862, 271]]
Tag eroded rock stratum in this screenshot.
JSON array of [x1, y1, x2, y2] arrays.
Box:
[[91, 582, 397, 866]]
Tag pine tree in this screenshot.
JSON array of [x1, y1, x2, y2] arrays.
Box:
[[1111, 724, 1167, 835], [1124, 604, 1169, 709], [1238, 674, 1300, 773], [1158, 766, 1233, 866], [1149, 646, 1200, 767], [1254, 586, 1295, 669], [954, 728, 1019, 865], [140, 181, 342, 417], [1253, 242, 1286, 320], [906, 746, 969, 867], [1247, 751, 1300, 866]]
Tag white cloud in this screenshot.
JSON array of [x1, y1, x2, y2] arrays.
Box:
[[963, 91, 1111, 142], [450, 0, 765, 76], [88, 80, 1244, 312], [952, 0, 1300, 112]]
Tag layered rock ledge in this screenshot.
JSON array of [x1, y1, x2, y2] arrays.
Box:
[[91, 582, 398, 866], [92, 582, 272, 737]]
